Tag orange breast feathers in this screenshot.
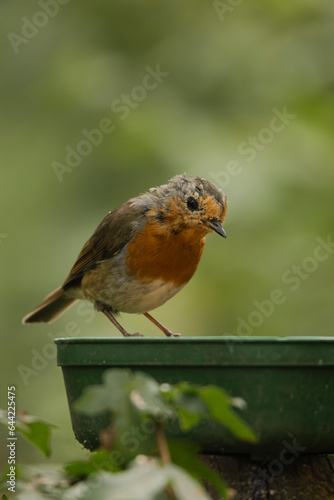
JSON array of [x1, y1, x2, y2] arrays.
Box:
[[126, 219, 207, 287]]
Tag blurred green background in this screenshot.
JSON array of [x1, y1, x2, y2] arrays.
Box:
[[1, 0, 334, 467]]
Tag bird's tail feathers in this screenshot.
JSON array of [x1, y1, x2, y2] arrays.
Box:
[[22, 287, 77, 324]]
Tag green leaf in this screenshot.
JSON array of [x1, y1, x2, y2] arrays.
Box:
[[65, 449, 122, 479], [73, 385, 114, 416], [131, 372, 174, 420], [169, 440, 227, 499], [175, 385, 208, 415], [167, 463, 212, 500], [74, 368, 133, 416], [65, 460, 96, 479], [177, 407, 201, 431], [0, 409, 56, 456], [77, 459, 168, 500], [198, 386, 257, 443], [161, 382, 208, 430], [74, 369, 175, 459], [74, 370, 159, 459], [16, 421, 54, 457], [162, 382, 257, 442], [73, 459, 216, 500], [14, 464, 69, 499], [75, 370, 174, 422], [103, 368, 134, 398], [16, 413, 56, 457]]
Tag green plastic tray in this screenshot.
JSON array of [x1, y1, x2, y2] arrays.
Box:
[[55, 337, 334, 456]]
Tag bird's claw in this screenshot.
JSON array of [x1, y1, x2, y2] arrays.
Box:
[[123, 332, 145, 338]]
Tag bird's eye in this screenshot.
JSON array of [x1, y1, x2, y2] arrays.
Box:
[[187, 196, 199, 211]]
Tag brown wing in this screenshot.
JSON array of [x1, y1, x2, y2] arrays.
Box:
[[62, 200, 144, 289]]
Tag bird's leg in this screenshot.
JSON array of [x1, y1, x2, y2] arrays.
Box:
[[95, 302, 144, 337], [143, 312, 181, 337]]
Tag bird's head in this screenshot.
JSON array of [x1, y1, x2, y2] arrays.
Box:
[[144, 174, 227, 239]]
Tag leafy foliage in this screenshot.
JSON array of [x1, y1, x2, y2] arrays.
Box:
[[74, 369, 173, 421], [169, 441, 227, 499], [0, 410, 55, 457], [161, 381, 257, 442], [64, 449, 122, 479], [0, 369, 256, 499]]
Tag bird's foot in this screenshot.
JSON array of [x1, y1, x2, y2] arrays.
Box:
[[143, 313, 181, 338], [164, 331, 181, 338], [95, 301, 144, 338], [123, 332, 145, 338]]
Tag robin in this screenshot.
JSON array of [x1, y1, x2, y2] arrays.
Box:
[[22, 174, 227, 337]]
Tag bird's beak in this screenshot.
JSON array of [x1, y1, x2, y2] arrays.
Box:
[[205, 219, 227, 238]]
